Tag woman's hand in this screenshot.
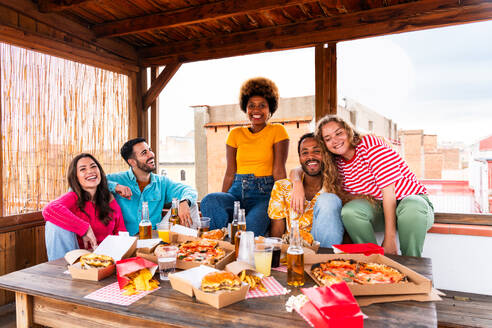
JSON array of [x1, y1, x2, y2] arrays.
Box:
[[115, 184, 132, 199], [178, 201, 193, 227], [289, 167, 305, 214], [382, 235, 398, 255], [82, 226, 98, 250]]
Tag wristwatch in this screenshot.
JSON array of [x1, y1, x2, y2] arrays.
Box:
[[180, 199, 191, 207]]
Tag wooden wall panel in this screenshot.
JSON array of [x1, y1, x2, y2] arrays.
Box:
[[0, 231, 16, 305], [0, 224, 47, 307]]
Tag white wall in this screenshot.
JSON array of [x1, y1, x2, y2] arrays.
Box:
[[422, 233, 492, 295]]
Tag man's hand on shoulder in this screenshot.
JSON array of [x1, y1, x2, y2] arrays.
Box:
[[115, 184, 132, 199]]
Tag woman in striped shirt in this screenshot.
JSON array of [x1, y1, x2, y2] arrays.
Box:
[[291, 115, 434, 257]]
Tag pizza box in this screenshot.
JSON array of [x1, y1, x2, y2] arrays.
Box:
[[355, 288, 443, 307], [136, 238, 162, 254], [136, 233, 236, 270], [304, 253, 432, 296], [168, 265, 249, 309], [65, 235, 137, 281]]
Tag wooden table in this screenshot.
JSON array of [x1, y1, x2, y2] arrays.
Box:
[[0, 254, 436, 328]]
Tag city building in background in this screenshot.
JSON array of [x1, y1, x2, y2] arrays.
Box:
[[192, 96, 397, 199], [399, 130, 491, 213], [159, 132, 196, 189]]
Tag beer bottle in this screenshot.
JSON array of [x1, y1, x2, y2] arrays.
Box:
[[169, 198, 180, 227], [231, 201, 240, 244], [234, 209, 246, 258], [139, 202, 152, 239], [287, 219, 305, 287]]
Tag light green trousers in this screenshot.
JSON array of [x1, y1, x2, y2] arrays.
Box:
[[341, 195, 434, 257]]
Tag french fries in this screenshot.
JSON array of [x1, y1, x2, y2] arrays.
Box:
[[238, 270, 267, 292], [122, 268, 159, 296]]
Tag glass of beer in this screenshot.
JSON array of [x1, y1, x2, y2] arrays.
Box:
[[198, 217, 211, 236], [157, 221, 170, 243], [254, 244, 273, 276], [286, 248, 305, 287]]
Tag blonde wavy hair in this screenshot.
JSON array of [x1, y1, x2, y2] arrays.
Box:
[[315, 115, 374, 204]]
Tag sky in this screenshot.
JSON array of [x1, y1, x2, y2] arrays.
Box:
[[158, 20, 492, 146]]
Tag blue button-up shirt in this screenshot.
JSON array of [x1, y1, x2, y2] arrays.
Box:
[[107, 169, 197, 235]]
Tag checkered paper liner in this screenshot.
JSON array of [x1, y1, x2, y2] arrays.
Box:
[[246, 276, 289, 299], [84, 281, 160, 306], [271, 265, 288, 272]]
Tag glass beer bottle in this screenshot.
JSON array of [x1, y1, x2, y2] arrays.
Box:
[[139, 202, 152, 239], [169, 198, 180, 227], [287, 219, 305, 287], [234, 209, 247, 258], [231, 201, 240, 244]]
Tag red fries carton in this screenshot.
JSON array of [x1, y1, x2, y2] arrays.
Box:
[[116, 257, 158, 290], [300, 283, 364, 328]]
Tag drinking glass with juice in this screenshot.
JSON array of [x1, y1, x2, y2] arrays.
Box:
[[157, 222, 170, 243], [254, 244, 273, 276]]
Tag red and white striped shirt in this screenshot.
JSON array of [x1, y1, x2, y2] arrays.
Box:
[[336, 135, 427, 200]]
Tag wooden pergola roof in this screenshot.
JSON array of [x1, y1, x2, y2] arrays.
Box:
[[1, 0, 491, 69]]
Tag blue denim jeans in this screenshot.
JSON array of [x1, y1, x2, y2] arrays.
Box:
[[45, 221, 79, 261], [311, 193, 344, 248], [201, 174, 274, 236]]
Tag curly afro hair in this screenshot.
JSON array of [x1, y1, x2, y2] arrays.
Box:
[[239, 77, 279, 115]]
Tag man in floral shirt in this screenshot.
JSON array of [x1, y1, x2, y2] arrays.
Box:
[[268, 133, 344, 247]]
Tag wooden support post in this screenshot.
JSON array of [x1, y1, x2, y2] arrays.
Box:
[[315, 43, 337, 122], [142, 63, 181, 111], [138, 68, 149, 140], [128, 71, 139, 139], [150, 67, 159, 173], [0, 49, 3, 216], [15, 292, 33, 328]]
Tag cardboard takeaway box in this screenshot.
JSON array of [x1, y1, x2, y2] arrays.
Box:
[[136, 238, 162, 254], [168, 265, 249, 309], [65, 235, 137, 281], [304, 253, 432, 297], [136, 232, 236, 270]]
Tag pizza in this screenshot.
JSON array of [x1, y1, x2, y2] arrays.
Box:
[[312, 259, 407, 286], [177, 240, 226, 265], [201, 228, 226, 240]]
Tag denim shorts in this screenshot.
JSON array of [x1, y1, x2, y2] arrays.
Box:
[[228, 174, 274, 201]]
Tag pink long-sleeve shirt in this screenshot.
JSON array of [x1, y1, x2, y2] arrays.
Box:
[[42, 191, 126, 249]]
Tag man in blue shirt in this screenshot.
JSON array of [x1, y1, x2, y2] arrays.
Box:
[[107, 137, 199, 235]]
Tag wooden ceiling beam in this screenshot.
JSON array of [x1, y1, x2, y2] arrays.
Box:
[[93, 0, 317, 38], [38, 0, 100, 13], [139, 0, 492, 66], [0, 0, 137, 62], [142, 63, 181, 111]]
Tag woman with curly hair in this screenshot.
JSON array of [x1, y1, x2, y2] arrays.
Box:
[[43, 153, 126, 260], [201, 77, 289, 236], [291, 115, 434, 257]]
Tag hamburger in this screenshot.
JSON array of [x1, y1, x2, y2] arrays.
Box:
[[201, 271, 242, 292], [79, 253, 114, 269]]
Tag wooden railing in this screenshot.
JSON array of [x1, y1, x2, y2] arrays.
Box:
[[0, 211, 45, 233], [434, 213, 492, 226]]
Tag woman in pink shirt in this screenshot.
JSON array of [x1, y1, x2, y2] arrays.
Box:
[[43, 153, 126, 260]]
